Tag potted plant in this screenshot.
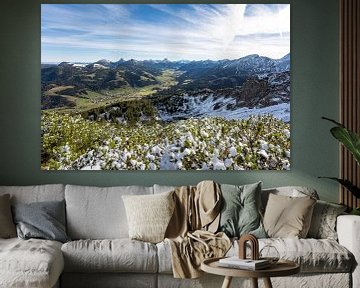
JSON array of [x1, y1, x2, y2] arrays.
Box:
[[320, 117, 360, 215]]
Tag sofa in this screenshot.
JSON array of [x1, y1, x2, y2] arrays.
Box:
[[0, 183, 359, 288]]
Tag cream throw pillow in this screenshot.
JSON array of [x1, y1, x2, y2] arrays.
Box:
[[122, 191, 175, 243], [263, 193, 316, 238]]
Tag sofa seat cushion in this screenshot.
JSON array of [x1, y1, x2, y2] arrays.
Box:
[[0, 238, 64, 288], [62, 239, 158, 273], [157, 238, 353, 274], [230, 238, 354, 273]]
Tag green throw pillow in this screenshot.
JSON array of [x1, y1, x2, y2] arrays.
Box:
[[218, 182, 266, 238]]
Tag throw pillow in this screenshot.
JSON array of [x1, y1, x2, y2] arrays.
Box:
[[307, 200, 347, 240], [261, 186, 319, 214], [263, 193, 316, 238], [122, 191, 175, 243], [218, 182, 266, 238], [0, 194, 16, 238], [12, 200, 70, 243]]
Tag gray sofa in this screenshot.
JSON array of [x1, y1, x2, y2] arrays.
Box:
[[0, 184, 359, 288]]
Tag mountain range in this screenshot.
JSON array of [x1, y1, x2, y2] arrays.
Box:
[[42, 54, 289, 91], [41, 53, 290, 122]]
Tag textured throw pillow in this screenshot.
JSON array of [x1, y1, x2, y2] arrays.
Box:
[[263, 193, 316, 238], [0, 194, 16, 238], [307, 200, 347, 240], [122, 191, 175, 243], [218, 182, 266, 238], [12, 200, 70, 243]]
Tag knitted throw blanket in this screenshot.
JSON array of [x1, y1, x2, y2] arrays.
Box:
[[165, 181, 231, 278]]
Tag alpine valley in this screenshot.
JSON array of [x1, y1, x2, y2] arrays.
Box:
[[41, 54, 291, 171]]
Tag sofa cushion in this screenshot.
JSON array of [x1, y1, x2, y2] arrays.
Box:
[[0, 238, 64, 288], [218, 182, 266, 238], [65, 185, 153, 239], [0, 194, 16, 238], [12, 200, 70, 243], [61, 239, 158, 273], [157, 238, 353, 274], [307, 200, 347, 240], [122, 191, 175, 243], [0, 184, 65, 204], [234, 238, 353, 273], [153, 184, 176, 194], [262, 238, 354, 273], [156, 240, 173, 274], [263, 194, 316, 238], [261, 186, 319, 213]]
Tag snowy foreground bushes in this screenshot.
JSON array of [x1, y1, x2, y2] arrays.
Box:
[[41, 112, 290, 170]]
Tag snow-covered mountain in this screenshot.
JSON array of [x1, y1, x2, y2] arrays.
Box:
[[42, 53, 290, 122], [175, 53, 290, 91], [157, 93, 290, 123], [156, 66, 290, 123]]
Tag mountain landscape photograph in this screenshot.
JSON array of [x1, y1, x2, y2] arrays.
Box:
[[41, 4, 291, 170]]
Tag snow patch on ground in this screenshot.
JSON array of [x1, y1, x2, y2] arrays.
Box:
[[158, 94, 290, 123], [225, 103, 290, 123]]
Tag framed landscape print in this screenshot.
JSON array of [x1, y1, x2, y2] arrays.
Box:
[[41, 4, 290, 170]]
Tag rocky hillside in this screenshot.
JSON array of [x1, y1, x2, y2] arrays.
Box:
[[153, 65, 290, 123]]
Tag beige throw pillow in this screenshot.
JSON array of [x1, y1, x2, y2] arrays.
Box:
[[122, 191, 175, 243], [0, 194, 17, 238], [263, 193, 316, 238]]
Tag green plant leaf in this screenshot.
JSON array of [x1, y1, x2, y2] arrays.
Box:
[[322, 116, 344, 127], [322, 117, 360, 165], [319, 177, 360, 198], [351, 208, 360, 215], [330, 127, 360, 165]]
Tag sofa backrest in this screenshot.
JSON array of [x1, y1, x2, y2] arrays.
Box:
[[0, 184, 320, 240], [65, 184, 153, 240], [153, 184, 176, 194], [0, 184, 65, 204]]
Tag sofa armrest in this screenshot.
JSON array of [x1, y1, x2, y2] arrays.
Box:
[[337, 215, 360, 288]]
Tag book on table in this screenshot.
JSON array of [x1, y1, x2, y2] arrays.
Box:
[[218, 257, 271, 270]]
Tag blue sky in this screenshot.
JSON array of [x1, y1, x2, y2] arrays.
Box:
[[41, 4, 290, 63]]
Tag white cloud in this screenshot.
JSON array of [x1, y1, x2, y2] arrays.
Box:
[[41, 4, 290, 62]]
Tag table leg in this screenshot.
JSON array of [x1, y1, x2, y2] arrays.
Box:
[[263, 277, 273, 288], [251, 278, 258, 288], [221, 276, 233, 288]]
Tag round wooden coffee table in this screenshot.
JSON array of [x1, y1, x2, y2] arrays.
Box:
[[201, 257, 300, 288]]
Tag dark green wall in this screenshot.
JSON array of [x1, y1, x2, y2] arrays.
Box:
[[0, 0, 340, 202]]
